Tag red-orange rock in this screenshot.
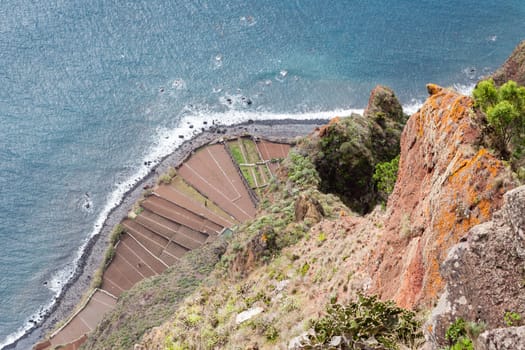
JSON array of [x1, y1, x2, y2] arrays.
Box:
[[369, 85, 514, 309]]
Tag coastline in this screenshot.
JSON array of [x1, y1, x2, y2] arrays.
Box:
[[6, 119, 327, 350]]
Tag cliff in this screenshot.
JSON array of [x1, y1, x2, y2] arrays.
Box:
[[88, 83, 518, 349], [76, 43, 525, 349], [369, 84, 514, 309], [303, 85, 407, 214], [428, 185, 525, 348], [492, 40, 525, 86]]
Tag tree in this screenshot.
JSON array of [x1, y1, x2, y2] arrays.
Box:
[[473, 79, 525, 158]]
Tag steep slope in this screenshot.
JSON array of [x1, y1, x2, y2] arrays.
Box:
[[427, 185, 525, 348], [86, 82, 520, 349], [369, 84, 514, 309], [131, 84, 517, 349], [491, 40, 525, 86], [135, 152, 382, 350]]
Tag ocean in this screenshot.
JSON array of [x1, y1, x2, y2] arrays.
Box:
[[0, 0, 524, 347]]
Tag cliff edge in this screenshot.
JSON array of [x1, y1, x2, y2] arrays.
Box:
[[369, 84, 514, 309]]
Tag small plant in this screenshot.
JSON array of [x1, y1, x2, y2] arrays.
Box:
[[158, 166, 177, 185], [317, 231, 327, 244], [185, 312, 202, 327], [109, 224, 124, 246], [504, 311, 522, 326], [445, 318, 468, 344], [299, 262, 310, 277], [264, 324, 279, 341], [134, 206, 144, 216], [306, 293, 422, 349], [444, 318, 484, 350], [373, 155, 400, 200], [450, 337, 474, 350]]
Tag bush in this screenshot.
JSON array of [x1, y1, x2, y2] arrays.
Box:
[[473, 79, 525, 158], [307, 294, 422, 349], [158, 166, 177, 185], [373, 155, 400, 201], [286, 152, 320, 189], [444, 318, 486, 350], [472, 79, 498, 111]]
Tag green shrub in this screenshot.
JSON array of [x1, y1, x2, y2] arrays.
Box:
[[158, 166, 177, 185], [444, 318, 485, 350], [307, 294, 422, 349], [504, 311, 522, 326], [373, 155, 400, 200], [450, 337, 473, 350], [109, 224, 124, 246], [287, 152, 320, 189], [473, 79, 525, 158], [472, 78, 499, 111], [445, 318, 467, 344]]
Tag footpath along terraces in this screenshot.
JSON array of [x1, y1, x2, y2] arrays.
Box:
[[34, 136, 291, 350]]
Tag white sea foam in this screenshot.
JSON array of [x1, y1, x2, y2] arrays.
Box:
[[452, 82, 475, 96], [403, 98, 425, 115]]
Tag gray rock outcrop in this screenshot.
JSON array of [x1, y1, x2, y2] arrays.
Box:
[[426, 185, 525, 348]]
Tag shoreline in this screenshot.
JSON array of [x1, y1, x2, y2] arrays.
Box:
[[6, 118, 328, 350]]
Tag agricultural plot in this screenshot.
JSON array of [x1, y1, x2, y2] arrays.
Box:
[[178, 143, 256, 221], [47, 290, 116, 349], [255, 140, 291, 174], [227, 138, 273, 196], [38, 139, 291, 350]]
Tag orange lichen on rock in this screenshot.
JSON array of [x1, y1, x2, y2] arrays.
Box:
[[318, 116, 341, 137], [369, 85, 513, 309]]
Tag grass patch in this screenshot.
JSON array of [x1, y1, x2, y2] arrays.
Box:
[[241, 138, 261, 164], [157, 166, 177, 185], [228, 141, 246, 165]]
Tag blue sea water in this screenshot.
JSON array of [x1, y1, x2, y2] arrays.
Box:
[[0, 0, 524, 347]]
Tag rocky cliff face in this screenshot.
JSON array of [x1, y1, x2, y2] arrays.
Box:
[[427, 185, 525, 347], [492, 40, 525, 86], [369, 84, 514, 309]]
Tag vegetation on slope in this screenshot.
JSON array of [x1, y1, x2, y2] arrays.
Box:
[[81, 237, 228, 350], [299, 86, 407, 214], [473, 79, 525, 159], [131, 150, 423, 350], [307, 294, 422, 349]]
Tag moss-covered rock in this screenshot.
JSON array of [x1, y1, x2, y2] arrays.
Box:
[[302, 85, 406, 214]]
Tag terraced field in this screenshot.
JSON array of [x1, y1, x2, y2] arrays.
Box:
[[35, 137, 290, 350]]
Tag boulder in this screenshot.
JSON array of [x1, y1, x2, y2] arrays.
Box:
[[294, 194, 325, 223], [476, 326, 525, 350], [231, 226, 277, 278]]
